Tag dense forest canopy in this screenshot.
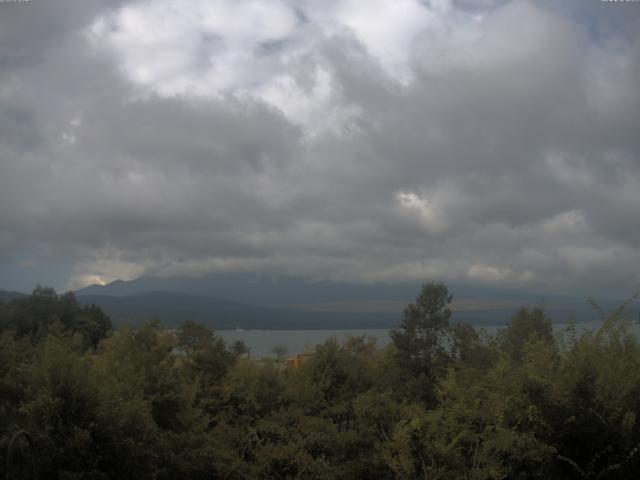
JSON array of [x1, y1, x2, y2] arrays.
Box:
[[1, 283, 640, 479]]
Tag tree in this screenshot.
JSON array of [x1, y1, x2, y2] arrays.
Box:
[[176, 320, 236, 417], [232, 339, 251, 358], [390, 281, 453, 404], [501, 306, 553, 360], [0, 287, 111, 347], [271, 345, 288, 360], [450, 322, 496, 371]]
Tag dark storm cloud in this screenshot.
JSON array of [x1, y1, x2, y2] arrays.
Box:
[[0, 0, 639, 293]]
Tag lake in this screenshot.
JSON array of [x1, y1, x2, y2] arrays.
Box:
[[219, 329, 391, 358], [219, 321, 639, 358]]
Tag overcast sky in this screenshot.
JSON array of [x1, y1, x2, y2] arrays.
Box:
[[0, 0, 639, 295]]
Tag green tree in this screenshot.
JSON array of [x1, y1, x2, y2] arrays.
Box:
[[501, 306, 553, 360], [0, 287, 111, 348], [390, 281, 453, 404]]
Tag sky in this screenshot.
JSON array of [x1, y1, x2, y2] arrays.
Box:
[[0, 0, 639, 295]]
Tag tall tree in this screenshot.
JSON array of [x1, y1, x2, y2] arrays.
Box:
[[501, 306, 552, 360], [390, 281, 453, 404]]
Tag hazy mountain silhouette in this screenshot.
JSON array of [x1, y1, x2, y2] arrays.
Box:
[[72, 274, 635, 329], [76, 291, 399, 330], [0, 289, 27, 302], [76, 273, 535, 304]]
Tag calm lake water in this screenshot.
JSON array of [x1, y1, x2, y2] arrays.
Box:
[[219, 321, 639, 358], [219, 329, 392, 358]]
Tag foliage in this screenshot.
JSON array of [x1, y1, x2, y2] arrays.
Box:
[[0, 286, 112, 347], [1, 284, 640, 479], [390, 281, 453, 404]]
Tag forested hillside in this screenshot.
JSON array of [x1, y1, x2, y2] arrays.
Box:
[[1, 283, 640, 479]]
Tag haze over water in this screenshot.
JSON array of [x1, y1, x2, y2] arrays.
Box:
[[219, 321, 640, 358]]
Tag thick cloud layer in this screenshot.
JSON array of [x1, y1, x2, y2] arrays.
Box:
[[0, 0, 639, 294]]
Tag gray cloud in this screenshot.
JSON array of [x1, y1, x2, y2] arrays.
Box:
[[0, 0, 639, 295]]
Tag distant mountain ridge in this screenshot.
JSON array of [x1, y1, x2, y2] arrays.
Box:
[[75, 274, 420, 304], [72, 273, 637, 329], [76, 273, 540, 305], [74, 274, 525, 328], [76, 291, 399, 330], [6, 275, 634, 330], [0, 289, 27, 302]]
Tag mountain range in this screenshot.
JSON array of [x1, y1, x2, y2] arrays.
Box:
[[0, 289, 27, 303], [2, 273, 635, 330], [74, 273, 635, 330]]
